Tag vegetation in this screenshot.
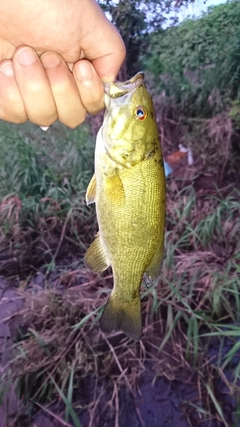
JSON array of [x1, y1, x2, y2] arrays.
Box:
[[2, 175, 240, 426], [1, 1, 240, 426], [143, 0, 240, 117], [0, 121, 96, 276], [140, 0, 240, 182], [99, 0, 181, 77]]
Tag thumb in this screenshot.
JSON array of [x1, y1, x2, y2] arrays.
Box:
[[80, 5, 126, 82], [90, 26, 126, 82]]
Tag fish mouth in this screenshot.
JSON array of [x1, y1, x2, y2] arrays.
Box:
[[105, 72, 145, 99]]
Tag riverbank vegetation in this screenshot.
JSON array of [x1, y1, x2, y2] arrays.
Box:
[[1, 1, 240, 426]]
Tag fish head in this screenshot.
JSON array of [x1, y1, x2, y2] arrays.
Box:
[[102, 72, 159, 167]]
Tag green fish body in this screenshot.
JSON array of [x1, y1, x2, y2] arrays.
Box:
[[85, 72, 166, 340]]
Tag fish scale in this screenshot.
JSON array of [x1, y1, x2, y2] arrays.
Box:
[[84, 72, 166, 340]]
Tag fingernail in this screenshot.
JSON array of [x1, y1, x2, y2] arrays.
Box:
[[16, 47, 37, 66], [41, 53, 61, 68], [0, 61, 14, 77], [75, 61, 93, 87]]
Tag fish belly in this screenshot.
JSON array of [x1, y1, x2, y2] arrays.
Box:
[[96, 156, 165, 296], [96, 156, 165, 339]]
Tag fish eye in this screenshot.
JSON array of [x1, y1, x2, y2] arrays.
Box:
[[135, 106, 147, 121]]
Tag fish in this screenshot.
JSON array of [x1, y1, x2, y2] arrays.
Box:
[[84, 72, 166, 340]]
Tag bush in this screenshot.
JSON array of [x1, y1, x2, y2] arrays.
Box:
[[143, 0, 240, 117]]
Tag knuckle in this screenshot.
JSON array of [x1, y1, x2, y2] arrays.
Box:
[[0, 95, 27, 123], [63, 116, 86, 129], [87, 104, 104, 115], [0, 106, 27, 123], [32, 115, 57, 127]]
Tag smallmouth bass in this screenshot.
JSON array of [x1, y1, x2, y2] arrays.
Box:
[[84, 72, 166, 340]]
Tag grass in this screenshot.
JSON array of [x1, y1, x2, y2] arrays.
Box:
[[0, 119, 240, 426], [0, 120, 96, 277]]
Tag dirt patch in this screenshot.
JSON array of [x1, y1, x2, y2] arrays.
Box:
[[0, 273, 239, 427], [0, 276, 24, 427]]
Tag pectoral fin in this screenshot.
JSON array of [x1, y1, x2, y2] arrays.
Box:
[[84, 233, 110, 273], [86, 174, 97, 205], [105, 173, 125, 205]]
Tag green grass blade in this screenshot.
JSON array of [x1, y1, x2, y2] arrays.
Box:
[[204, 382, 228, 427], [49, 374, 82, 427]]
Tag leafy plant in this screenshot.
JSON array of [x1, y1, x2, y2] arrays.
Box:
[[143, 0, 240, 117]]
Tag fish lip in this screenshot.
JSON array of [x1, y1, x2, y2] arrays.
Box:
[[105, 72, 145, 99]]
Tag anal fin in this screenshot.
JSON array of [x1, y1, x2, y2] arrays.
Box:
[[84, 233, 110, 273], [144, 242, 164, 288]]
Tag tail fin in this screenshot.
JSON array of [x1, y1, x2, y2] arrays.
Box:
[[100, 294, 142, 340]]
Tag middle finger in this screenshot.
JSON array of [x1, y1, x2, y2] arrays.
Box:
[[13, 46, 57, 126], [41, 51, 86, 128]]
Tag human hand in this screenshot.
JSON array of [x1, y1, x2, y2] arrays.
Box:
[[0, 0, 126, 127]]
